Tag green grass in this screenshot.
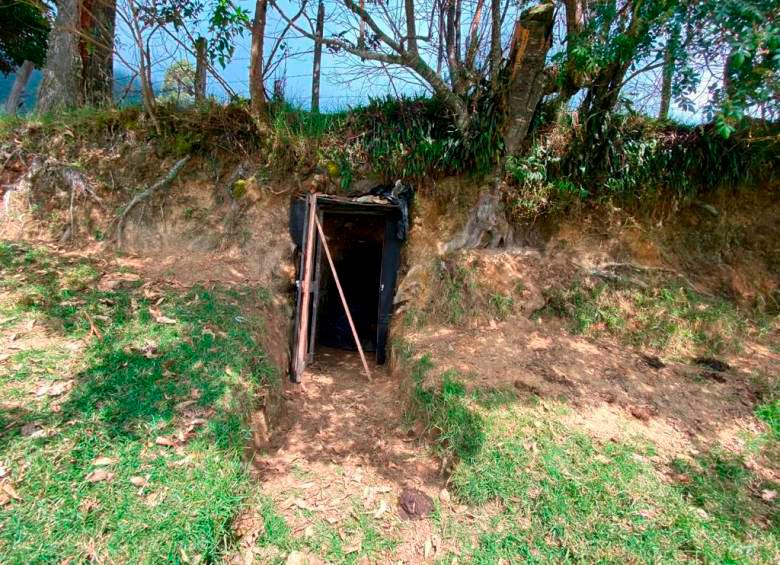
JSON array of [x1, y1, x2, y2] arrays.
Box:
[[443, 398, 778, 562], [755, 380, 780, 438], [407, 355, 486, 462], [0, 241, 281, 562], [540, 279, 775, 358], [489, 292, 515, 321], [395, 342, 779, 562]]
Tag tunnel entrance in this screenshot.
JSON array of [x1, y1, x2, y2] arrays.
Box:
[[316, 212, 385, 352], [289, 192, 408, 382]]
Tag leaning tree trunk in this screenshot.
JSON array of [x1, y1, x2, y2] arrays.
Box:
[[5, 61, 34, 115], [579, 60, 629, 139], [502, 1, 555, 156], [446, 1, 554, 252], [37, 0, 83, 113], [81, 0, 117, 106]]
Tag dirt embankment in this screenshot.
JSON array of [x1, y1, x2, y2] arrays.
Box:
[[1, 132, 299, 439], [2, 128, 778, 467], [390, 180, 779, 484]]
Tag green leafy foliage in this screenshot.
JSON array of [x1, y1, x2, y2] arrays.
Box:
[[161, 60, 197, 106], [345, 94, 502, 181], [149, 0, 250, 68], [507, 115, 778, 218], [0, 0, 49, 73], [675, 0, 780, 126]]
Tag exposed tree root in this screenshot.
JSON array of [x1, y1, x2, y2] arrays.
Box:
[[57, 166, 106, 243], [446, 184, 513, 251], [14, 158, 106, 243], [114, 156, 191, 250]]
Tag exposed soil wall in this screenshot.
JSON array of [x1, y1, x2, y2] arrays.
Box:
[[391, 180, 779, 480]]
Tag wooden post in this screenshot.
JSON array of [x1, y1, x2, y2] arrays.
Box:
[[314, 215, 372, 381], [311, 1, 325, 113], [194, 37, 207, 103], [294, 194, 318, 378]]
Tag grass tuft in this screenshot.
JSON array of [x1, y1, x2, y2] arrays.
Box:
[[540, 278, 775, 358]]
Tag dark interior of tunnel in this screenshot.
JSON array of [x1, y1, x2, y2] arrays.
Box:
[[316, 212, 385, 353]]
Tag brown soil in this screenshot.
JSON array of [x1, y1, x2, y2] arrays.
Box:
[[406, 315, 779, 481], [250, 348, 451, 562]]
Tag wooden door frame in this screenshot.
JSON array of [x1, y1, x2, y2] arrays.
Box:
[[289, 194, 403, 381]]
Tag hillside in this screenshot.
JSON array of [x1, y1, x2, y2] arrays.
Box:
[[0, 107, 778, 563]]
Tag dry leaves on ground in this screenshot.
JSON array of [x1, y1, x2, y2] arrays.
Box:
[[85, 469, 114, 483], [34, 380, 73, 398]]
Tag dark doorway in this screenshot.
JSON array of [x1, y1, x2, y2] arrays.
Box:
[[289, 193, 406, 382], [316, 213, 385, 352]]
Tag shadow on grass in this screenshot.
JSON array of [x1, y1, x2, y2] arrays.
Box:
[[0, 240, 281, 561], [405, 353, 521, 464], [671, 450, 779, 531], [1, 240, 277, 445]]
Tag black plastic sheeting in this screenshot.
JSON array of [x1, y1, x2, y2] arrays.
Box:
[[288, 182, 414, 247], [368, 181, 414, 240]]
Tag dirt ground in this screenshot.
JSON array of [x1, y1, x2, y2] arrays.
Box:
[[407, 315, 779, 481], [250, 347, 454, 562]]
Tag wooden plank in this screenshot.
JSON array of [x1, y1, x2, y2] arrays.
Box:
[[294, 194, 317, 379], [314, 214, 372, 381], [307, 208, 324, 363]]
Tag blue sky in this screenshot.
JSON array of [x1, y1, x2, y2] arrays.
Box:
[[110, 0, 712, 120], [114, 0, 424, 112], [1, 0, 713, 120]]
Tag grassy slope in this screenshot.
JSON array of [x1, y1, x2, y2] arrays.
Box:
[[0, 242, 278, 562], [401, 349, 779, 563], [539, 278, 777, 359]]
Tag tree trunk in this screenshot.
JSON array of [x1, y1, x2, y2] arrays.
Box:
[[547, 0, 587, 118], [124, 0, 158, 130], [489, 0, 501, 87], [194, 37, 207, 103], [658, 41, 673, 120], [37, 0, 116, 111], [502, 2, 555, 156], [311, 1, 325, 113], [250, 0, 268, 115], [36, 0, 83, 113], [5, 61, 34, 115], [404, 0, 418, 53], [579, 59, 628, 135], [81, 0, 116, 106]]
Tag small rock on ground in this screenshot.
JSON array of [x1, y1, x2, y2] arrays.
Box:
[[398, 487, 434, 520]]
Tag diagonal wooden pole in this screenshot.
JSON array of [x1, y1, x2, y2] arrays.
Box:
[[314, 215, 372, 381]]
